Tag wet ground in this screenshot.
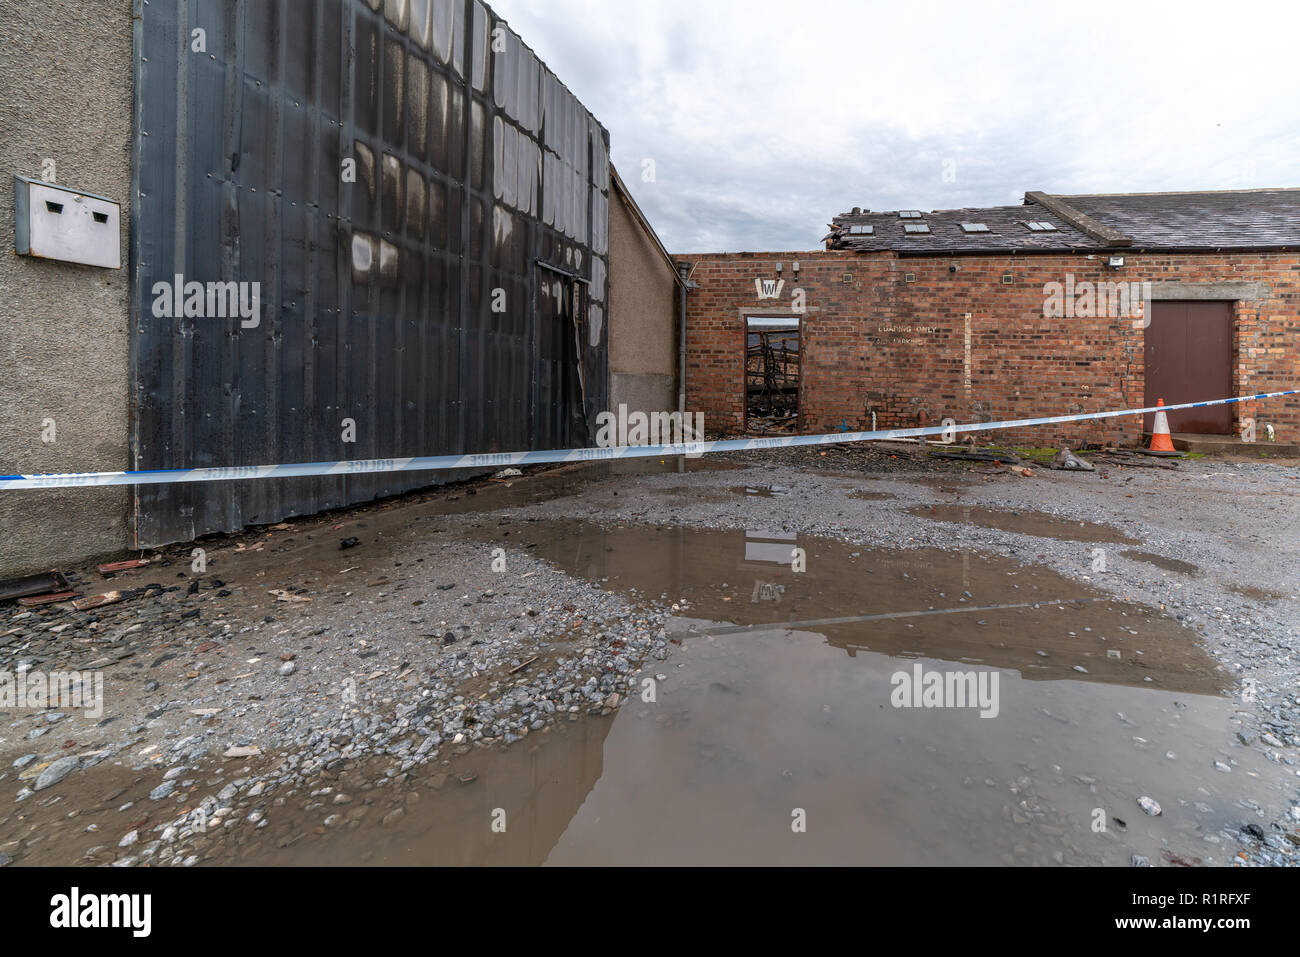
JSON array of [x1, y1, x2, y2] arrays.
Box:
[[907, 504, 1141, 544], [2, 447, 1298, 866]]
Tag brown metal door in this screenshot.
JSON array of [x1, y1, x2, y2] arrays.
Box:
[[1144, 301, 1234, 434]]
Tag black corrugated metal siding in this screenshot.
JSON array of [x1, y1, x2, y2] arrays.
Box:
[[130, 0, 609, 547]]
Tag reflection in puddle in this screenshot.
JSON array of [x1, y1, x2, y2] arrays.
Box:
[[909, 505, 1139, 544], [490, 521, 1222, 692], [235, 520, 1279, 866], [728, 485, 792, 498], [546, 630, 1263, 866]]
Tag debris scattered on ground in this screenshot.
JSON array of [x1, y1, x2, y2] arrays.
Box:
[[930, 449, 1023, 465], [1138, 796, 1162, 816], [1091, 449, 1181, 470], [97, 559, 151, 575], [747, 414, 799, 435], [33, 756, 79, 791], [1051, 447, 1096, 472], [17, 591, 78, 607], [72, 591, 123, 612], [0, 570, 70, 603]]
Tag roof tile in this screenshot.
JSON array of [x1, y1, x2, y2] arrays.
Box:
[[827, 189, 1300, 254]]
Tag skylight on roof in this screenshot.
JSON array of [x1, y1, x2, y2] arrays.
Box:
[[903, 223, 930, 234], [899, 210, 922, 219], [848, 224, 874, 235], [1025, 221, 1058, 232], [961, 223, 990, 233]]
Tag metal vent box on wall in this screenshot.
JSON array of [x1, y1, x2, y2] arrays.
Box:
[[13, 175, 121, 269]]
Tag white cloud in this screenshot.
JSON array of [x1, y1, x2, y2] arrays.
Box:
[[489, 0, 1300, 252]]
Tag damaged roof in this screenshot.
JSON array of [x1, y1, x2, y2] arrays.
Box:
[[826, 188, 1300, 255], [827, 204, 1098, 254]]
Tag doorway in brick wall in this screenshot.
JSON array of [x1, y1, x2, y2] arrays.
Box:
[[1144, 301, 1234, 435], [745, 317, 801, 434]]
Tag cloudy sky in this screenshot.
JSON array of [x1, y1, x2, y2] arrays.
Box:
[[489, 0, 1300, 254]]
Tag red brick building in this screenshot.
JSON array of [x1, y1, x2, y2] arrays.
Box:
[[676, 189, 1300, 447]]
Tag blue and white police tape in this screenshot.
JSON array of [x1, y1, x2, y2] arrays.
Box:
[[2, 389, 1296, 490]]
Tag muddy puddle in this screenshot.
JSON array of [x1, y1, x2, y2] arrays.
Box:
[[909, 505, 1140, 544], [418, 458, 740, 516], [1121, 551, 1201, 576], [91, 460, 739, 598], [544, 632, 1268, 865], [442, 522, 1277, 865], [728, 485, 793, 499], [175, 519, 1257, 866], [5, 654, 1279, 868], [231, 522, 1278, 865], [484, 521, 1221, 692], [902, 475, 976, 494], [1229, 584, 1289, 602], [13, 516, 1287, 867]]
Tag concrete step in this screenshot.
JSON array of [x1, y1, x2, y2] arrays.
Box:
[[1142, 432, 1300, 457]]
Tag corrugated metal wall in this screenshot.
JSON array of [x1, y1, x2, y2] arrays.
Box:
[[130, 0, 610, 547]]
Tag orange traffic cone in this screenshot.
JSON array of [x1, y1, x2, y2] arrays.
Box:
[[1149, 398, 1176, 453]]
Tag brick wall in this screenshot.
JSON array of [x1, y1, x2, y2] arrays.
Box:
[[675, 250, 1300, 447]]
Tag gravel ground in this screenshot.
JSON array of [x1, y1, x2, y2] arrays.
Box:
[[473, 448, 1300, 863], [1, 446, 1296, 866]]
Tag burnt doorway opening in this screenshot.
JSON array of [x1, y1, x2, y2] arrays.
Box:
[[745, 316, 801, 435], [1144, 301, 1234, 435], [535, 268, 590, 451]]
